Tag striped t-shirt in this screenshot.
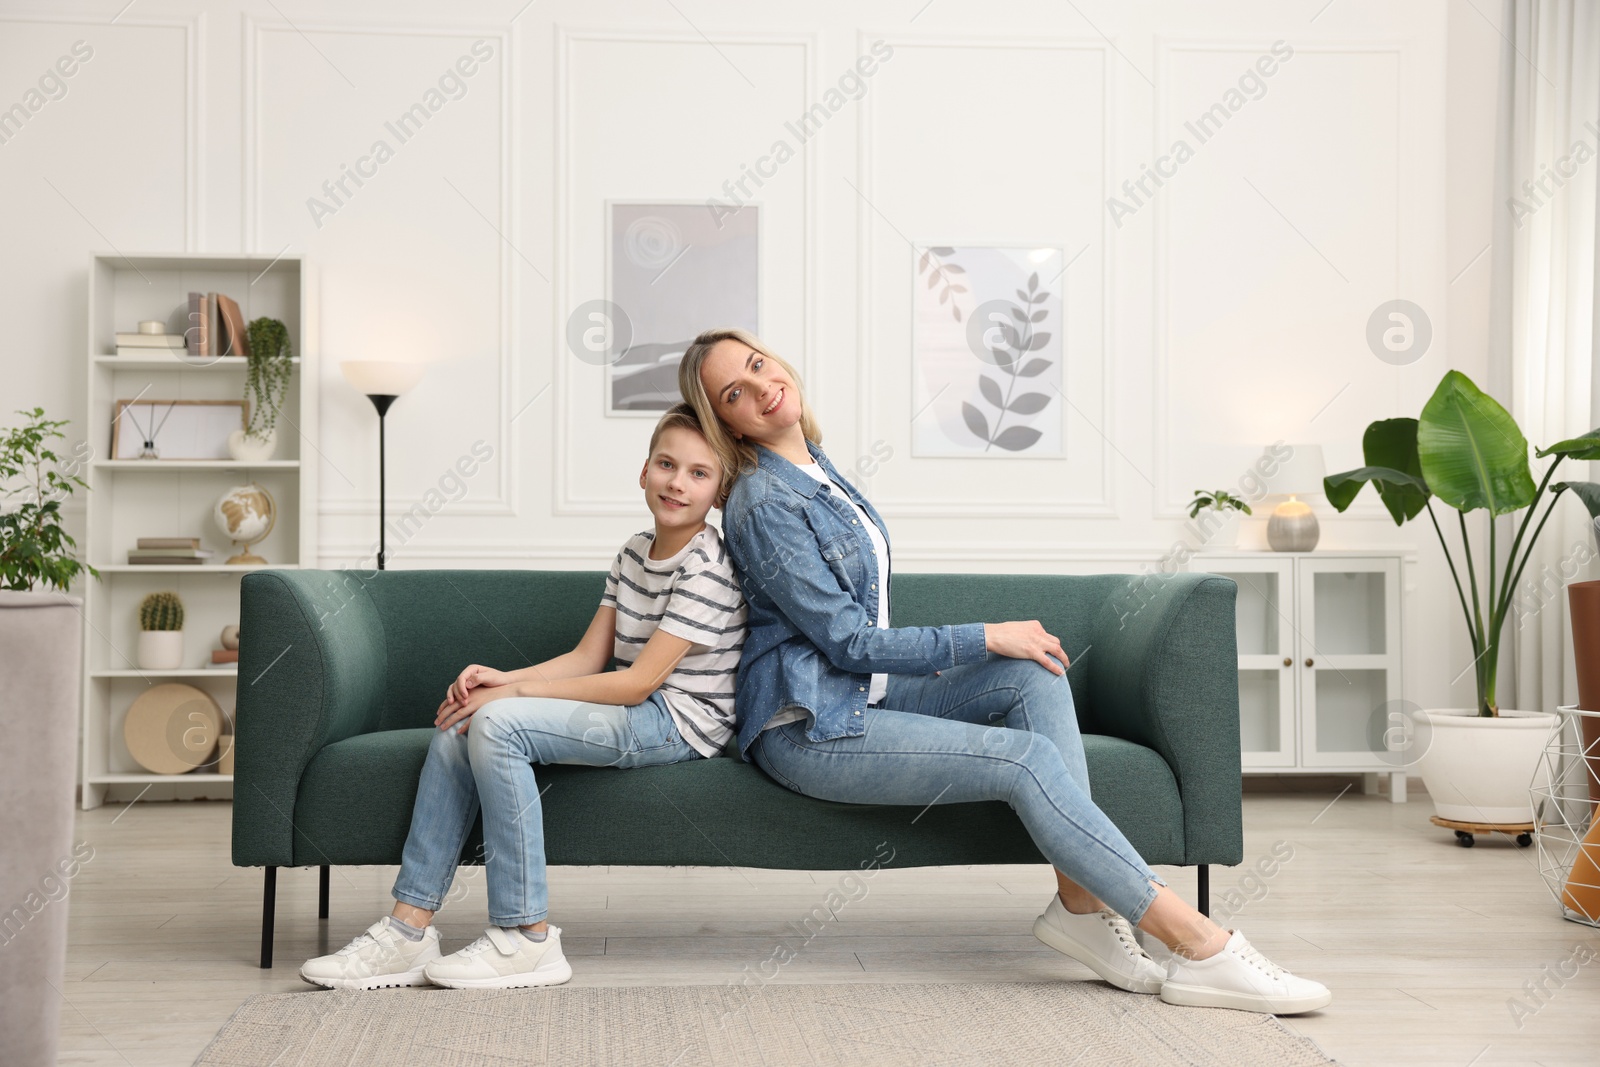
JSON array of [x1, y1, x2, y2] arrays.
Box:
[[599, 524, 748, 757]]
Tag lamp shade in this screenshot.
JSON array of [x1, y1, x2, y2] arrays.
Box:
[[340, 359, 425, 396], [1261, 443, 1326, 497]]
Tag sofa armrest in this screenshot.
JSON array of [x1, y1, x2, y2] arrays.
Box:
[[1085, 572, 1243, 866], [232, 570, 388, 867]]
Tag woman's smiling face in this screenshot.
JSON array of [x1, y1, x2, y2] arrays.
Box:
[[699, 338, 801, 444]]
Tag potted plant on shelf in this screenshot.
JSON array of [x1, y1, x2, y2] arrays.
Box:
[[137, 591, 185, 670], [228, 317, 292, 463], [1324, 370, 1600, 827], [1187, 489, 1252, 549]]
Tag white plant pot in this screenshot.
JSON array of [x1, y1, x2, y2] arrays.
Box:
[[1414, 708, 1560, 824], [137, 630, 185, 670], [227, 429, 277, 462], [1192, 507, 1242, 550]]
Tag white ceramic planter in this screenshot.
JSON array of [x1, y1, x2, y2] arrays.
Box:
[[136, 630, 185, 670], [1414, 708, 1560, 823], [227, 429, 277, 462], [1192, 507, 1242, 550]]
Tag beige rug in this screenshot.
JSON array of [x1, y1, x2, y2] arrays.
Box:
[[194, 982, 1338, 1066]]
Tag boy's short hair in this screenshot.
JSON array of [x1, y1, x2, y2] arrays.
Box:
[[647, 402, 730, 509]]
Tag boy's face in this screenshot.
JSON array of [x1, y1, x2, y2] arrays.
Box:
[[639, 425, 721, 529]]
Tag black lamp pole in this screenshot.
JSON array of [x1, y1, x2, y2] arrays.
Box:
[[364, 393, 398, 570]]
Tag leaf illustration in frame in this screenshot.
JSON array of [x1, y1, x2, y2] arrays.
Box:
[[1009, 392, 1051, 415], [978, 376, 1004, 408], [993, 425, 1044, 451], [961, 401, 989, 440]]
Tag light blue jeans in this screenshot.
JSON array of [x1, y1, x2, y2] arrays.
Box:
[[750, 650, 1168, 923], [391, 692, 701, 927]]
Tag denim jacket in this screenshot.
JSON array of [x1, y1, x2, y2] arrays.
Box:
[[720, 438, 988, 758]]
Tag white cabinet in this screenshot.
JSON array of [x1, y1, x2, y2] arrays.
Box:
[[79, 252, 318, 810], [1191, 551, 1411, 801]]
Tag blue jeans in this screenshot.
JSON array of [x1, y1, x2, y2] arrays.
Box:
[[391, 692, 701, 927], [750, 650, 1168, 923]]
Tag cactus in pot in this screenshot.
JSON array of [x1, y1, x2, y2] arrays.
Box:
[[136, 591, 186, 669]]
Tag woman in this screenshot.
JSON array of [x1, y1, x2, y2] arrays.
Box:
[[299, 403, 748, 990], [677, 328, 1331, 1014]]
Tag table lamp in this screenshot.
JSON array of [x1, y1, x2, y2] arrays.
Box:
[[1263, 443, 1326, 552], [340, 360, 426, 570]]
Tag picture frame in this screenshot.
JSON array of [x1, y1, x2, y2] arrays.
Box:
[[603, 200, 761, 416], [910, 244, 1066, 458], [110, 399, 249, 460]]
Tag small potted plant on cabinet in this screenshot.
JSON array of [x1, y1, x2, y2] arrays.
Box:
[[137, 591, 185, 670], [1187, 489, 1252, 549], [1324, 370, 1600, 830]]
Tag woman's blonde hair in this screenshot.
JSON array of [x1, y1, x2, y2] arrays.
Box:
[[677, 327, 823, 508]]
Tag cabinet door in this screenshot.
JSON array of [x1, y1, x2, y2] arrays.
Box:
[[1295, 557, 1403, 768], [1202, 559, 1297, 768]]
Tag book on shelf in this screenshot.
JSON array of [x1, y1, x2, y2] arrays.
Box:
[[186, 290, 249, 357], [113, 333, 187, 348], [211, 649, 239, 664], [127, 556, 209, 565], [129, 547, 212, 559], [136, 537, 203, 549]]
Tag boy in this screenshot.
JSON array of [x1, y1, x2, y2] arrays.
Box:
[[300, 402, 747, 989]]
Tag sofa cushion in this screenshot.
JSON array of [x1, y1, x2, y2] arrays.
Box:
[[292, 728, 1186, 870]]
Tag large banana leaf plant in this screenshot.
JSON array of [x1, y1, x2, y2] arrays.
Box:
[[1324, 370, 1600, 717]]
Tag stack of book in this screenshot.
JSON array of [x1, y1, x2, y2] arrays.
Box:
[[208, 649, 239, 670], [115, 331, 188, 358], [187, 291, 251, 358], [129, 537, 214, 566]]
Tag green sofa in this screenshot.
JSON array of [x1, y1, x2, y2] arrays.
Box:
[[233, 567, 1243, 967]]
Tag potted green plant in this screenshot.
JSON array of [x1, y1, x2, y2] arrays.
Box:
[[228, 317, 292, 462], [1187, 489, 1253, 549], [137, 591, 185, 670], [0, 407, 95, 1067], [1324, 370, 1600, 825]]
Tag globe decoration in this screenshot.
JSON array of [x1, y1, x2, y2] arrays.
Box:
[[214, 482, 277, 565]]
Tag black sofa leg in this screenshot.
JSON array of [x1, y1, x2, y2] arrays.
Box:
[[260, 866, 277, 969], [319, 865, 330, 920], [1197, 864, 1210, 917]]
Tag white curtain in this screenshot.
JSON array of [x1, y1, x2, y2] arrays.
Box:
[[1491, 1, 1600, 813]]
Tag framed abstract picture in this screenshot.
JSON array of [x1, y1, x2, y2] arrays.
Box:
[[605, 201, 760, 414], [911, 245, 1065, 458]]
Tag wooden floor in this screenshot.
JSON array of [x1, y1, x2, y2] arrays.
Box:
[[50, 788, 1600, 1066]]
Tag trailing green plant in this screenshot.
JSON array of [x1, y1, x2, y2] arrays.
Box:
[[0, 407, 99, 593], [1187, 489, 1254, 519], [138, 591, 184, 631], [1324, 369, 1600, 717], [243, 317, 293, 440]]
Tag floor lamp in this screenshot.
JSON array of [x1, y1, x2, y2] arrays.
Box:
[[339, 360, 426, 570]]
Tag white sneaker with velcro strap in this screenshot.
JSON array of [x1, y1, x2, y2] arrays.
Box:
[[299, 915, 441, 990], [424, 924, 573, 990]]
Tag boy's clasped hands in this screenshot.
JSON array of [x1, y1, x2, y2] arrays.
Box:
[[435, 663, 519, 735]]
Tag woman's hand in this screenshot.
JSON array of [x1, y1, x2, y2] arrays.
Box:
[[983, 620, 1070, 675], [448, 663, 513, 706]]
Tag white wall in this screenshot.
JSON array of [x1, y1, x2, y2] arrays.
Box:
[[0, 0, 1501, 711]]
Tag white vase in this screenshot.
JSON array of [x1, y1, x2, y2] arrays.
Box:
[[227, 429, 277, 462], [1414, 708, 1560, 823], [137, 630, 185, 670], [1192, 507, 1242, 550]]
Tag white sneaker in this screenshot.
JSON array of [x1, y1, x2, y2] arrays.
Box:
[[1159, 929, 1332, 1014], [424, 925, 573, 990], [300, 915, 441, 990], [1032, 895, 1166, 994]]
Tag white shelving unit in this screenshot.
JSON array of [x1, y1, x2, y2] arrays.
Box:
[[79, 252, 318, 810], [1188, 549, 1416, 802]]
